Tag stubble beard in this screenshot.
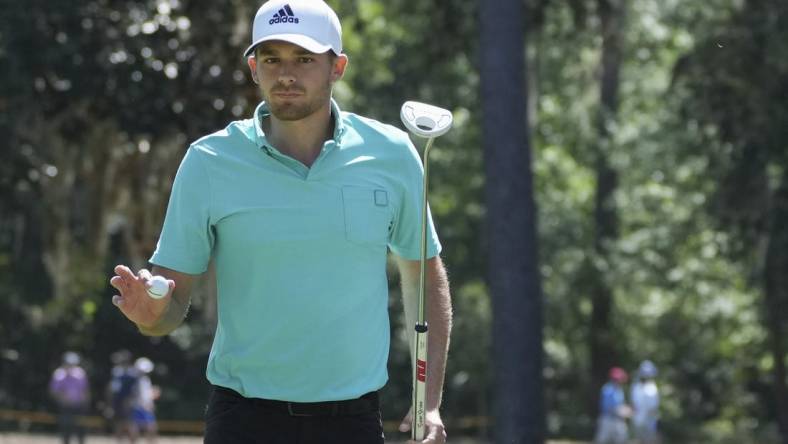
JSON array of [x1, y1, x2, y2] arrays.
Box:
[[263, 79, 333, 121]]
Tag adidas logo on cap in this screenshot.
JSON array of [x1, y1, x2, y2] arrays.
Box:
[[269, 4, 299, 24], [244, 0, 342, 57]]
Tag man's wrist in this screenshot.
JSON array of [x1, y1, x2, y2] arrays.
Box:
[[135, 305, 175, 336], [136, 321, 170, 336]]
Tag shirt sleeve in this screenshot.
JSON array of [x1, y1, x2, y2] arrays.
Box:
[[388, 134, 442, 260], [149, 145, 214, 273], [49, 369, 63, 393]]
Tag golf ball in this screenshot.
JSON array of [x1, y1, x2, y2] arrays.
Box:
[[147, 275, 169, 299]]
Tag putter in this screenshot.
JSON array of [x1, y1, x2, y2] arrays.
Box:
[[400, 101, 453, 442]]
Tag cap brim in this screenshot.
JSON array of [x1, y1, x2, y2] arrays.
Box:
[[244, 34, 333, 57]]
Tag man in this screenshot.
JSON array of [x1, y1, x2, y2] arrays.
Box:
[[594, 366, 631, 444], [49, 351, 90, 444], [109, 1, 452, 443], [631, 360, 659, 444], [107, 349, 140, 443]]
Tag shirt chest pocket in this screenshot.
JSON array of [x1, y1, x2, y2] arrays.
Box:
[[341, 186, 393, 245]]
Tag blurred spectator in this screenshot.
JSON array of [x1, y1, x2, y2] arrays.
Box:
[[49, 351, 90, 444], [106, 349, 139, 443], [594, 366, 631, 444], [631, 360, 660, 444], [132, 357, 160, 443]]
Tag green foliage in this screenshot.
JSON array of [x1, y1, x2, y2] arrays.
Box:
[[531, 0, 787, 440], [1, 0, 786, 441]]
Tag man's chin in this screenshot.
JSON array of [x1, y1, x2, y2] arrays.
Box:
[[269, 104, 311, 121], [271, 111, 309, 121]]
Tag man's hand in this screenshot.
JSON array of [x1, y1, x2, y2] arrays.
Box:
[[398, 407, 447, 444], [109, 265, 173, 329], [617, 404, 633, 418]]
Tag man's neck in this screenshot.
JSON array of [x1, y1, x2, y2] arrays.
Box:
[[263, 104, 334, 168]]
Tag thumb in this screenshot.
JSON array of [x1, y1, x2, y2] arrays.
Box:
[[399, 408, 413, 432]]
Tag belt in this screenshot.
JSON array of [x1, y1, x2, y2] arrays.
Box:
[[212, 386, 380, 417]]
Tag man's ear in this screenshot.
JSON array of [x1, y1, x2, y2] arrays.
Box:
[[331, 54, 348, 82], [247, 56, 259, 84]]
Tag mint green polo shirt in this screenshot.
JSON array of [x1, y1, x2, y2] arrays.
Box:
[[150, 99, 441, 402]]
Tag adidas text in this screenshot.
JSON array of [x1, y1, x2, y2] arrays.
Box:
[[269, 16, 299, 24]]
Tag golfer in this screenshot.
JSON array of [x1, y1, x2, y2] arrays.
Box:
[[109, 1, 452, 443]]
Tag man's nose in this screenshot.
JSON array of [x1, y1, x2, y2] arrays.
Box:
[[277, 66, 296, 85]]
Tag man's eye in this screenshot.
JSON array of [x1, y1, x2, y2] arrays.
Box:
[[299, 57, 314, 63], [263, 58, 279, 64]]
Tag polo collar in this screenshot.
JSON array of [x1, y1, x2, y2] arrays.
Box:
[[253, 98, 347, 147]]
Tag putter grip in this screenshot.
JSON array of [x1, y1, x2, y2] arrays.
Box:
[[412, 325, 428, 441]]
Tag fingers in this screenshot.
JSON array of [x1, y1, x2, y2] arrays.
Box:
[[111, 265, 139, 293], [114, 264, 136, 280], [137, 269, 159, 294], [399, 409, 413, 433], [425, 424, 447, 444], [111, 266, 157, 292], [137, 268, 153, 281], [406, 425, 446, 444], [401, 410, 446, 444], [110, 265, 148, 311], [109, 275, 125, 292], [110, 265, 174, 330]]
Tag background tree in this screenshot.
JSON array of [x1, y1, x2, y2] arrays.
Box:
[[587, 0, 626, 410], [480, 0, 544, 442], [674, 0, 788, 440]]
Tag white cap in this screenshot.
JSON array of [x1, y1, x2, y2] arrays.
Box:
[[244, 0, 342, 57], [135, 357, 154, 374], [63, 351, 80, 366]]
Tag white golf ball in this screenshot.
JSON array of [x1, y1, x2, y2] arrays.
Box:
[[147, 276, 169, 299]]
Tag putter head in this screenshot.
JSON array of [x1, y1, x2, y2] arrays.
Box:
[[400, 101, 453, 138]]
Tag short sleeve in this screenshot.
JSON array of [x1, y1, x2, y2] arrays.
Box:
[[388, 136, 442, 260], [149, 145, 214, 273]]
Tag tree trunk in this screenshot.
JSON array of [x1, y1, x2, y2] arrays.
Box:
[[764, 178, 788, 444], [480, 0, 545, 442], [589, 0, 624, 413]]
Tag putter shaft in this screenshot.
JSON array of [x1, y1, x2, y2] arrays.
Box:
[[412, 136, 435, 441]]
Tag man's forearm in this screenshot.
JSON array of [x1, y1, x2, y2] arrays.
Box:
[[400, 256, 453, 411], [424, 259, 452, 410]]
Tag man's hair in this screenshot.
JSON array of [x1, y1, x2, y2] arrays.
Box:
[[252, 46, 338, 62]]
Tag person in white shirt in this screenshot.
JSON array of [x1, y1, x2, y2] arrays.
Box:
[[630, 360, 660, 444], [131, 357, 160, 444]]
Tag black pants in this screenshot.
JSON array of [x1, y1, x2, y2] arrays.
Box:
[[57, 405, 86, 444], [204, 386, 385, 444]]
